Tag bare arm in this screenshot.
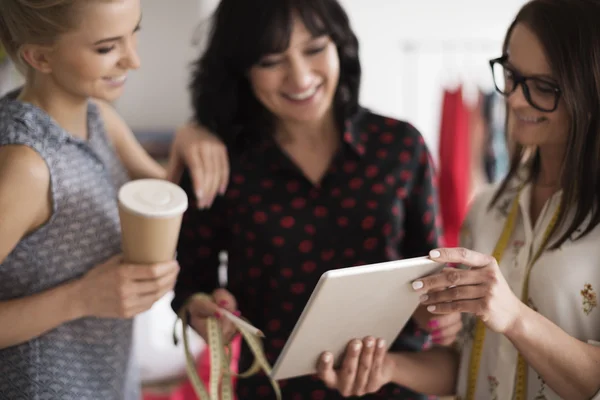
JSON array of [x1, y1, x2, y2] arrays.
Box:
[[0, 146, 85, 349], [317, 337, 459, 397], [420, 248, 600, 400], [0, 280, 83, 349], [506, 303, 600, 400], [95, 100, 166, 180], [0, 141, 180, 350], [385, 347, 459, 396]]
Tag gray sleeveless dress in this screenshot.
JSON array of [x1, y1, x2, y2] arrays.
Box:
[[0, 92, 139, 400]]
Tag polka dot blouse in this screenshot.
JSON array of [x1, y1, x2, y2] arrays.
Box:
[[173, 108, 442, 400]]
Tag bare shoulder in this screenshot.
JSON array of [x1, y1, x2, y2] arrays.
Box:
[[0, 145, 52, 258], [0, 144, 50, 189]]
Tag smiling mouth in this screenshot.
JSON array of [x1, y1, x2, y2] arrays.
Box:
[[515, 113, 545, 123], [103, 75, 127, 84], [282, 84, 322, 101]]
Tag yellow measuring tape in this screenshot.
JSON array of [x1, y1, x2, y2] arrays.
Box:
[[174, 293, 281, 400], [466, 189, 560, 400]]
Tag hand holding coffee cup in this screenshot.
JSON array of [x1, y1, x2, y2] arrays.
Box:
[[74, 179, 188, 319], [77, 254, 180, 319]]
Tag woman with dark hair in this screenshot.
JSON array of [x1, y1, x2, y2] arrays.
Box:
[[317, 0, 600, 399], [170, 0, 462, 398]]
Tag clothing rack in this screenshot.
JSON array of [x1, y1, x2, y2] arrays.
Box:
[[396, 39, 502, 136], [399, 39, 502, 54], [398, 39, 502, 88]]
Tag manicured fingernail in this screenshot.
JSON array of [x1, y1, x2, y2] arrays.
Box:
[[196, 189, 203, 199], [323, 353, 332, 362], [214, 311, 222, 319], [431, 330, 441, 338], [218, 300, 228, 307], [412, 281, 424, 290], [377, 339, 386, 348], [430, 250, 441, 258], [428, 320, 439, 329], [353, 342, 362, 351], [420, 294, 429, 302], [366, 339, 374, 348], [433, 338, 442, 344], [220, 185, 226, 195], [427, 305, 436, 312], [233, 310, 242, 317]]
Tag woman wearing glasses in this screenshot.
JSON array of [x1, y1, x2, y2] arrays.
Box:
[[313, 0, 600, 399]]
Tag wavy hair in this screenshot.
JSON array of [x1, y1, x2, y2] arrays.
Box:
[[189, 0, 361, 149]]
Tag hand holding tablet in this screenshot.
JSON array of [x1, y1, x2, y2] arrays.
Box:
[[269, 256, 445, 381]]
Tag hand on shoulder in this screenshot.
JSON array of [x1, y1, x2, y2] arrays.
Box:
[[166, 122, 229, 209]]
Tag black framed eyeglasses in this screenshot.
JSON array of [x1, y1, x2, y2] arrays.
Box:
[[489, 55, 561, 112]]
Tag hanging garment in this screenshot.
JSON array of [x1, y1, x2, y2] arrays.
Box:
[[483, 92, 509, 183], [438, 86, 471, 248], [468, 91, 487, 200]]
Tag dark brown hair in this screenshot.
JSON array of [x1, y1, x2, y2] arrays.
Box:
[[189, 0, 361, 150], [490, 0, 600, 248]]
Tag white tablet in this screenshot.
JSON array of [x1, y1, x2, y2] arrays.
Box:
[[270, 256, 444, 381]]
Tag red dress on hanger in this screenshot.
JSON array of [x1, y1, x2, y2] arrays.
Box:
[[438, 86, 471, 248]]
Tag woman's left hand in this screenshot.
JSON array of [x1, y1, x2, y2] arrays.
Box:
[[166, 123, 229, 209], [413, 248, 524, 334], [317, 337, 392, 397]]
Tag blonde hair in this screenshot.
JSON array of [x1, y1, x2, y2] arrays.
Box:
[[0, 0, 112, 71]]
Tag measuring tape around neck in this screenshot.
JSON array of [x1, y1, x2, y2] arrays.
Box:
[[466, 190, 560, 400], [174, 293, 281, 400]]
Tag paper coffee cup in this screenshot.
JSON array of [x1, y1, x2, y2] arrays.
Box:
[[118, 179, 188, 264]]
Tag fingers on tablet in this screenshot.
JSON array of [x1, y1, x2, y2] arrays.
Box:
[[317, 352, 336, 388]]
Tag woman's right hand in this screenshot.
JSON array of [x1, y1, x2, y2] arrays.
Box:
[[186, 288, 239, 344], [318, 337, 393, 397], [76, 255, 180, 319]]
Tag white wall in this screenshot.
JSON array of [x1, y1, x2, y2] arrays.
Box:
[[113, 0, 217, 133]]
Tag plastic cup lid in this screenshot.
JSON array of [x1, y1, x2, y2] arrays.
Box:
[[118, 179, 188, 218]]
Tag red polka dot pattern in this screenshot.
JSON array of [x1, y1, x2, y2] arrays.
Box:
[[174, 110, 441, 400]]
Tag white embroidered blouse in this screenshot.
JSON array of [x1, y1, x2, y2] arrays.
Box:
[[454, 182, 600, 400]]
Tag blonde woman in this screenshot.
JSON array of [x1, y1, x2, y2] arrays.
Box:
[[0, 1, 216, 398]]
